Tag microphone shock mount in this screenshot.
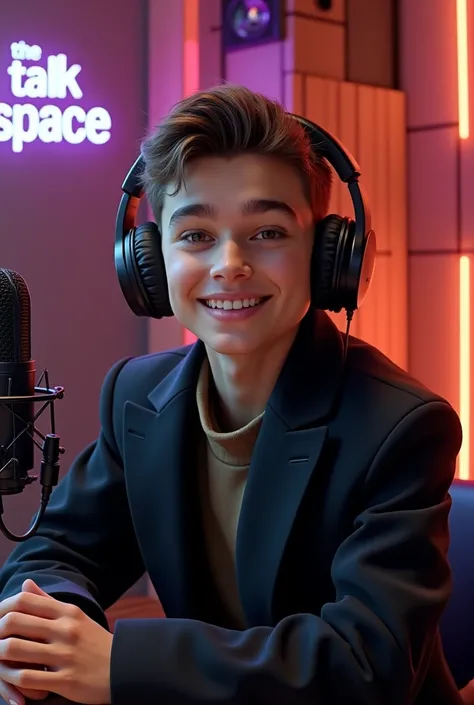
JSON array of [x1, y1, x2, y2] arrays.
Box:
[[0, 368, 65, 541]]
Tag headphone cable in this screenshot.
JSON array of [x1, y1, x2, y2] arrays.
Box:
[[343, 309, 354, 361]]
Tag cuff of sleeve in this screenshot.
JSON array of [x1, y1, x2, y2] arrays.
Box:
[[47, 581, 109, 630], [110, 618, 169, 705]]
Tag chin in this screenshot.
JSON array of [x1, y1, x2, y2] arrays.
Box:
[[201, 333, 265, 357]]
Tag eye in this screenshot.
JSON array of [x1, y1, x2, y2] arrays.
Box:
[[253, 229, 285, 240], [181, 231, 213, 243]]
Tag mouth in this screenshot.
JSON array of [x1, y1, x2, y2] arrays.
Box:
[[198, 296, 272, 311]]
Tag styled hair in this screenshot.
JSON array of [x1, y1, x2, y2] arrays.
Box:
[[140, 83, 333, 227]]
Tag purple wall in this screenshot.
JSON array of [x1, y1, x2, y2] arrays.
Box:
[[0, 1, 148, 564]]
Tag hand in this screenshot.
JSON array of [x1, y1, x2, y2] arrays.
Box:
[[0, 580, 53, 705], [0, 579, 113, 705]]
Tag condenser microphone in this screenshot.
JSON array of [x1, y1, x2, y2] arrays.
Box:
[[0, 268, 35, 490], [0, 268, 65, 541]]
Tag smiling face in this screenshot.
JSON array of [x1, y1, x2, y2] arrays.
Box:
[[160, 152, 315, 357]]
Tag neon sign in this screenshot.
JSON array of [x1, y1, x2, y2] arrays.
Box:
[[0, 41, 112, 153]]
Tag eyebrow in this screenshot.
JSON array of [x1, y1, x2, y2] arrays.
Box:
[[168, 198, 298, 230]]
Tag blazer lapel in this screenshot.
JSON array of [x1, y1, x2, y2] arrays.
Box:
[[122, 309, 346, 628], [122, 342, 222, 623], [236, 310, 345, 626]]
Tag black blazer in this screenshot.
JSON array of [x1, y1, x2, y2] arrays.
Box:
[[0, 310, 464, 705]]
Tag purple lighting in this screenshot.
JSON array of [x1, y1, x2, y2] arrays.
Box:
[[0, 40, 112, 153]]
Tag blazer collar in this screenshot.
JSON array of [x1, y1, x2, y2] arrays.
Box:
[[147, 308, 345, 430]]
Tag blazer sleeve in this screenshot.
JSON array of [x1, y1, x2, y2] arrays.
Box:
[[110, 399, 462, 705], [0, 357, 145, 630]]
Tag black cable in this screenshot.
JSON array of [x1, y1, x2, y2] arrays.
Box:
[[0, 433, 61, 542], [0, 492, 50, 542], [343, 309, 354, 361]]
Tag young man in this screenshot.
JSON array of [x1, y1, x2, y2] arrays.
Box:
[[0, 85, 464, 705]]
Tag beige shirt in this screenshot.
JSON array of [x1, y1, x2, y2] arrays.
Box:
[[196, 357, 264, 628]]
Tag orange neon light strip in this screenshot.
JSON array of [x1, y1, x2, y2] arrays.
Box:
[[456, 0, 470, 139], [459, 256, 470, 479], [183, 0, 199, 98], [182, 0, 199, 346]]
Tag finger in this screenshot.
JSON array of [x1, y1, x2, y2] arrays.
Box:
[[4, 663, 49, 701], [0, 677, 26, 705], [0, 639, 54, 667], [0, 662, 56, 693], [21, 581, 51, 600], [0, 592, 66, 621], [0, 613, 56, 643]]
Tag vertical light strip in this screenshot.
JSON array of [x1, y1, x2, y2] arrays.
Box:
[[459, 255, 471, 479], [184, 0, 200, 97], [183, 0, 199, 345], [456, 0, 470, 139], [457, 1, 471, 478]]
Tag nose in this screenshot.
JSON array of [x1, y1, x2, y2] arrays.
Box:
[[209, 240, 251, 281]]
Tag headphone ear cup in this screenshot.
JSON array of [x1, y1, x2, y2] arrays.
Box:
[[132, 222, 173, 319], [312, 215, 376, 313], [311, 214, 347, 312]]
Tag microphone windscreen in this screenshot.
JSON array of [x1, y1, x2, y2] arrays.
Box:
[[0, 268, 31, 363]]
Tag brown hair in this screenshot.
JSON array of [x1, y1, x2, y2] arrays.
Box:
[[140, 83, 333, 227]]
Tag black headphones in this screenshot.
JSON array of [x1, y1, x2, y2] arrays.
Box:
[[114, 114, 376, 319]]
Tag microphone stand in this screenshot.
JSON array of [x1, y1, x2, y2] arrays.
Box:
[[0, 368, 65, 541]]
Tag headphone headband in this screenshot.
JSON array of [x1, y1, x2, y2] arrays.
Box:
[[118, 116, 371, 230], [290, 115, 361, 182]]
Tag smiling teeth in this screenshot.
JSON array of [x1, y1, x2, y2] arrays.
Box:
[[205, 298, 262, 309]]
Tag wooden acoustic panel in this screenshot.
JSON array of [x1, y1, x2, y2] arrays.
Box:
[[409, 253, 460, 411], [399, 0, 473, 479], [286, 0, 346, 23], [460, 139, 474, 252], [408, 127, 459, 252], [346, 0, 395, 89], [283, 14, 346, 79], [285, 73, 408, 370], [399, 0, 458, 129]]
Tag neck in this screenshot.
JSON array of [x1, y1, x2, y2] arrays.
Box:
[[205, 327, 300, 432]]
